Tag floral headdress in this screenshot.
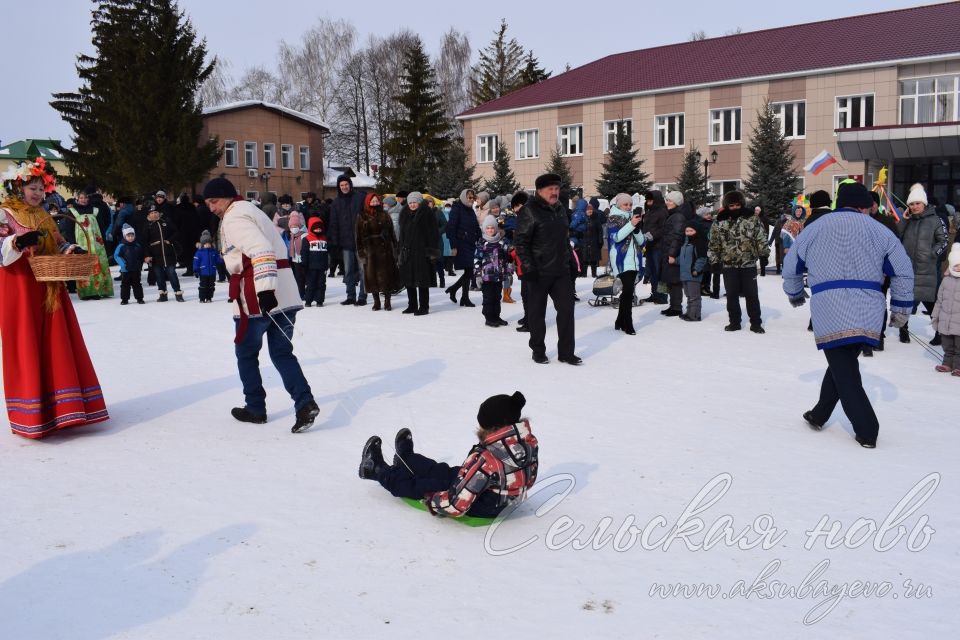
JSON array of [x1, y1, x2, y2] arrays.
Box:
[[1, 156, 58, 198]]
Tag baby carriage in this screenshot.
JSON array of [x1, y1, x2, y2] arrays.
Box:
[[588, 268, 642, 307]]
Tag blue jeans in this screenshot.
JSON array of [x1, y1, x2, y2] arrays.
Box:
[[342, 249, 366, 301], [234, 311, 313, 415], [153, 264, 181, 293]]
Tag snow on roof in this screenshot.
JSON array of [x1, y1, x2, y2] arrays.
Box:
[[202, 100, 330, 131], [323, 166, 377, 189]]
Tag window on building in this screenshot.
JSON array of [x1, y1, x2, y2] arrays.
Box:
[[652, 183, 678, 194], [654, 113, 684, 149], [900, 76, 958, 124], [224, 140, 238, 167], [299, 145, 310, 170], [263, 143, 276, 169], [477, 134, 498, 163], [772, 101, 806, 138], [245, 190, 260, 201], [244, 142, 257, 168], [836, 95, 874, 129], [709, 180, 741, 199], [281, 144, 293, 169], [558, 125, 583, 156], [604, 120, 633, 152], [516, 129, 539, 160], [709, 108, 741, 144]]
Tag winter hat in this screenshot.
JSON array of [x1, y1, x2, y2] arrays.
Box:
[[383, 195, 397, 207], [489, 199, 501, 212], [721, 190, 746, 209], [696, 206, 712, 218], [202, 177, 238, 199], [199, 230, 213, 245], [278, 194, 294, 205], [510, 191, 529, 209], [154, 190, 166, 199], [476, 191, 490, 206], [477, 391, 526, 429], [482, 214, 498, 230], [589, 197, 601, 212], [396, 190, 409, 199], [836, 182, 873, 210], [407, 191, 424, 205], [336, 174, 353, 190], [122, 224, 135, 238], [809, 190, 832, 209], [613, 193, 632, 211], [665, 191, 684, 207], [459, 189, 475, 207], [534, 173, 562, 190], [907, 183, 928, 206], [948, 243, 960, 276]]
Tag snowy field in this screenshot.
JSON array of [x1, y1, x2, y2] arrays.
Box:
[[1, 269, 956, 639]]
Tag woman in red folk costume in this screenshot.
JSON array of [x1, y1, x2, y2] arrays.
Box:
[[0, 158, 109, 438]]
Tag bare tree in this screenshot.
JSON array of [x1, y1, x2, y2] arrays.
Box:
[[230, 66, 283, 102], [328, 52, 370, 171], [276, 17, 357, 120], [364, 31, 416, 173], [199, 57, 233, 107], [435, 27, 472, 134], [688, 30, 707, 41], [724, 26, 743, 36]]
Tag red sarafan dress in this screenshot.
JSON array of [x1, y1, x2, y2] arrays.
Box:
[[0, 198, 109, 438]]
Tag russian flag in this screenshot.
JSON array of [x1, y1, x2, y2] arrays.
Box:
[[804, 150, 837, 176]]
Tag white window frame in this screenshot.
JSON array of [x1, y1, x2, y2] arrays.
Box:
[[835, 94, 875, 130], [476, 134, 499, 163], [263, 143, 276, 169], [223, 140, 238, 167], [652, 182, 677, 194], [515, 129, 539, 160], [299, 145, 310, 170], [771, 101, 806, 139], [654, 113, 685, 150], [709, 108, 741, 144], [281, 144, 294, 170], [898, 75, 959, 125], [244, 141, 257, 168], [245, 190, 260, 201], [603, 119, 633, 153], [709, 179, 742, 199], [558, 124, 583, 156]]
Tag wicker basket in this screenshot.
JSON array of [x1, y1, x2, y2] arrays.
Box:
[[27, 214, 101, 282]]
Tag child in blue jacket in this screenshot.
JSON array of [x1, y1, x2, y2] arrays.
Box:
[[113, 224, 145, 305], [192, 230, 224, 302], [678, 222, 708, 321]]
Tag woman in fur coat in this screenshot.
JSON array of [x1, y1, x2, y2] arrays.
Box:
[[356, 193, 399, 311]]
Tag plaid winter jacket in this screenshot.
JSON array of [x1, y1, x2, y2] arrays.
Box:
[[428, 419, 538, 518]]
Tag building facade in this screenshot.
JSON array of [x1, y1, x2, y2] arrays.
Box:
[[0, 139, 70, 182], [458, 3, 960, 206], [200, 101, 328, 201]]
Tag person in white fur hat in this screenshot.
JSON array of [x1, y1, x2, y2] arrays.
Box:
[[931, 243, 960, 375], [897, 182, 948, 344]]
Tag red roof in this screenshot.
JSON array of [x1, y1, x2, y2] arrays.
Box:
[[459, 2, 960, 119]]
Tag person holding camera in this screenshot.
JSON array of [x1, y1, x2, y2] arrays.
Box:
[[606, 193, 649, 335]]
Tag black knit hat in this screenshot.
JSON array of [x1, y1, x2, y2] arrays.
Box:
[[809, 190, 831, 209], [836, 182, 873, 209], [278, 194, 294, 205], [511, 191, 529, 208], [535, 173, 562, 190], [477, 391, 526, 429], [721, 190, 745, 209], [202, 177, 238, 199]]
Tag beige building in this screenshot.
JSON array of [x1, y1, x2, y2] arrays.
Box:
[[458, 3, 960, 206], [200, 101, 329, 201]]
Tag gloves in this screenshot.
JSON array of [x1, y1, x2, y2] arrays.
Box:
[[257, 290, 278, 314], [644, 232, 654, 242], [889, 312, 909, 328], [788, 290, 810, 308], [520, 269, 539, 282], [69, 246, 87, 254], [14, 231, 41, 251]]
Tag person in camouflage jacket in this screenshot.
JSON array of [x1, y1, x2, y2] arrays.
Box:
[[707, 191, 770, 333]]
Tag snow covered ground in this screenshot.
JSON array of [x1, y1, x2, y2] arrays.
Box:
[[1, 270, 956, 639]]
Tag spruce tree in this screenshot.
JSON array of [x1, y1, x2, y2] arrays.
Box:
[[470, 19, 525, 105], [743, 100, 799, 215], [674, 147, 715, 209], [544, 145, 575, 194], [51, 0, 219, 194], [382, 37, 452, 190], [517, 51, 551, 87], [483, 141, 521, 195], [429, 140, 479, 197], [595, 121, 650, 198]]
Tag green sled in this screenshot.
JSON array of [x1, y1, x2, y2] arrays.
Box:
[[400, 497, 496, 528]]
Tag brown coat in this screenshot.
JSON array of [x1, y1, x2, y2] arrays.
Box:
[[356, 209, 399, 293]]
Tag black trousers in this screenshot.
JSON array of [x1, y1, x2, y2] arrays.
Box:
[[406, 286, 430, 311], [120, 271, 143, 302], [481, 281, 502, 321], [711, 269, 722, 296], [524, 274, 576, 358], [722, 266, 762, 326], [448, 266, 474, 299], [375, 452, 458, 499], [810, 344, 879, 443], [198, 275, 216, 301], [304, 269, 326, 305], [616, 271, 637, 331], [668, 282, 683, 311]]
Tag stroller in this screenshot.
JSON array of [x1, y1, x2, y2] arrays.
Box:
[[588, 268, 642, 307]]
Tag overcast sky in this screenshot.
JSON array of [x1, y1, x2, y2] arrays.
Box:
[[3, 0, 928, 146]]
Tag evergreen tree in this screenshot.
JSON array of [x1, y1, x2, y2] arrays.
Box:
[[50, 0, 219, 194], [595, 121, 650, 198], [674, 146, 715, 209], [398, 156, 430, 193], [743, 99, 799, 215], [381, 36, 452, 190], [517, 51, 551, 87], [429, 140, 479, 197], [483, 141, 521, 195], [544, 145, 575, 194], [469, 19, 525, 105]]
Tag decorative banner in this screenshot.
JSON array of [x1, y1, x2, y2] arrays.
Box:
[[871, 166, 901, 222], [804, 150, 837, 176]]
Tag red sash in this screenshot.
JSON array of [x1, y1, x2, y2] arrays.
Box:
[[229, 256, 291, 343]]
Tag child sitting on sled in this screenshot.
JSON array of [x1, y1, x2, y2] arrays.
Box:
[[358, 391, 538, 519]]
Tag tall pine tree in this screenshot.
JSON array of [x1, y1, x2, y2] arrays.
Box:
[[517, 51, 551, 87], [469, 19, 525, 106], [595, 121, 650, 198], [743, 100, 799, 215], [382, 37, 452, 190], [483, 140, 521, 195], [51, 0, 219, 194], [674, 147, 714, 208], [429, 140, 479, 197], [544, 146, 575, 194]]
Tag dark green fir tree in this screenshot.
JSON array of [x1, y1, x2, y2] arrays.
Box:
[[544, 145, 575, 194], [743, 99, 799, 215], [429, 140, 480, 197], [595, 121, 650, 198], [470, 19, 525, 106], [51, 0, 219, 194], [483, 140, 521, 195], [517, 50, 551, 87], [674, 146, 715, 209]]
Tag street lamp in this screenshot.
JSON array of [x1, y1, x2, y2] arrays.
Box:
[[259, 171, 272, 195], [694, 150, 719, 204]]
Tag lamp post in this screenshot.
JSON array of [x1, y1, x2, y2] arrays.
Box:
[[695, 149, 719, 205], [260, 171, 272, 196]]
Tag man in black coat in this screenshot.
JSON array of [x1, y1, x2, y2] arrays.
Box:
[[515, 173, 581, 365], [661, 191, 687, 316], [642, 190, 669, 303], [328, 174, 367, 304]]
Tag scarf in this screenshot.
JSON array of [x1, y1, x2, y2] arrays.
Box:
[[2, 197, 63, 311]]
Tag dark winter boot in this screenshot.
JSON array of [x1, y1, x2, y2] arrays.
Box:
[[402, 287, 418, 313], [414, 287, 430, 315], [394, 427, 414, 460], [930, 332, 942, 346], [802, 411, 824, 431], [446, 284, 457, 304], [175, 291, 185, 302], [231, 407, 267, 424], [291, 400, 320, 433], [384, 294, 392, 311], [372, 293, 381, 311], [899, 327, 910, 344], [158, 291, 168, 302], [359, 436, 386, 480]]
